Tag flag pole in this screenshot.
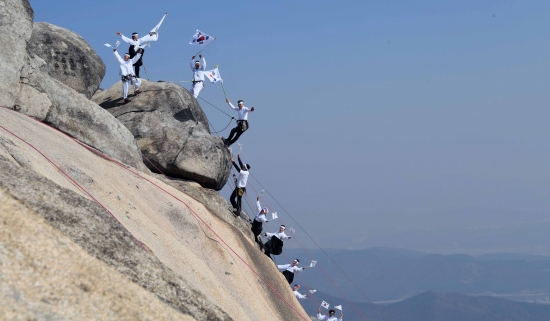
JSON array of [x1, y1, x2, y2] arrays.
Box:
[[193, 38, 217, 57], [218, 64, 228, 99]]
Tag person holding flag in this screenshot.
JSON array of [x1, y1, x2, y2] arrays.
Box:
[[223, 98, 254, 147], [277, 259, 308, 284], [251, 196, 269, 242], [292, 284, 310, 300], [112, 47, 143, 104], [190, 54, 206, 98], [115, 13, 166, 78], [317, 307, 343, 321]]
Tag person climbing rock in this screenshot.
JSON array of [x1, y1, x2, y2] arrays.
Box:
[[278, 259, 308, 284], [317, 308, 343, 321], [190, 54, 206, 97], [264, 225, 291, 258], [251, 196, 269, 241], [113, 48, 142, 104], [223, 98, 254, 147], [230, 154, 249, 216], [292, 284, 310, 300]]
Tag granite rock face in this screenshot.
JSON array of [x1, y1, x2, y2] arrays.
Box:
[[14, 54, 148, 172], [92, 80, 231, 190], [0, 0, 34, 106], [27, 22, 106, 99]]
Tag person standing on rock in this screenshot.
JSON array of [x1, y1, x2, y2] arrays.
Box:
[[190, 55, 206, 98], [223, 98, 254, 147], [292, 284, 311, 300], [317, 308, 343, 321], [116, 31, 156, 78], [263, 225, 291, 258], [251, 196, 269, 241], [277, 259, 308, 284], [230, 154, 250, 216], [113, 48, 143, 104]]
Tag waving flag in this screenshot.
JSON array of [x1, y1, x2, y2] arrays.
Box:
[[272, 212, 278, 220], [310, 260, 317, 267], [190, 30, 215, 48], [204, 67, 223, 83], [321, 301, 330, 309], [334, 305, 342, 311], [138, 13, 167, 47], [104, 40, 121, 49], [309, 289, 317, 294]]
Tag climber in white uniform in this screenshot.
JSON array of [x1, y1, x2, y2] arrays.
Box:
[[116, 31, 156, 78], [251, 196, 269, 240], [317, 308, 343, 321], [190, 55, 206, 98], [292, 284, 310, 300], [277, 259, 308, 284], [113, 48, 142, 104]]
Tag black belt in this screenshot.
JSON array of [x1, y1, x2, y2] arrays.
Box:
[[192, 80, 203, 83], [237, 120, 248, 123]]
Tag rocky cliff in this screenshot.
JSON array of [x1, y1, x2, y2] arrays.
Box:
[[0, 1, 307, 320]]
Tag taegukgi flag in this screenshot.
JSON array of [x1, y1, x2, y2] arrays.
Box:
[[190, 30, 215, 48], [321, 301, 330, 309], [204, 67, 223, 83]]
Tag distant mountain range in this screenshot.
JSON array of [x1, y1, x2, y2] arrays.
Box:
[[280, 247, 550, 301], [301, 291, 550, 321]]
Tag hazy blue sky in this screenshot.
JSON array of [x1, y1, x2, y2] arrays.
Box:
[[30, 0, 550, 254]]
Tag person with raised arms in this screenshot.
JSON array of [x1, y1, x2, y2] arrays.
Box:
[[317, 308, 343, 321], [251, 196, 269, 241], [190, 54, 206, 97], [223, 98, 254, 147], [277, 259, 308, 284], [112, 48, 143, 104], [230, 154, 250, 216], [116, 31, 156, 78]]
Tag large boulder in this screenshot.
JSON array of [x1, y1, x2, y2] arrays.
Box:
[[12, 53, 149, 172], [92, 80, 231, 190], [0, 0, 33, 106], [27, 22, 106, 99]]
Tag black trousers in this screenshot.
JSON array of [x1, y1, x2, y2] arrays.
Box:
[[134, 64, 141, 78], [230, 186, 242, 213], [226, 126, 243, 147], [282, 270, 294, 284]]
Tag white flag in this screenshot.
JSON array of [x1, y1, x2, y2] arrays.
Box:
[[309, 289, 317, 294], [237, 143, 242, 151], [321, 301, 330, 309], [289, 227, 295, 235], [260, 189, 265, 196], [104, 40, 121, 49], [190, 30, 215, 48], [310, 260, 317, 267], [334, 305, 342, 311], [272, 212, 278, 220], [139, 13, 167, 47], [203, 67, 223, 84]]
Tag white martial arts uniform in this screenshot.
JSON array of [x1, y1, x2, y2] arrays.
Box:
[[277, 264, 305, 274], [266, 231, 290, 240], [317, 313, 343, 321], [255, 200, 268, 223], [114, 51, 141, 99], [120, 34, 155, 51], [190, 57, 206, 98], [228, 102, 252, 120], [293, 290, 308, 300]]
